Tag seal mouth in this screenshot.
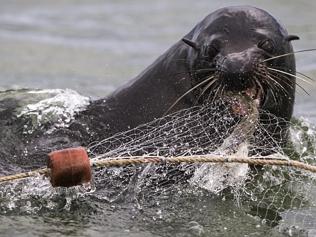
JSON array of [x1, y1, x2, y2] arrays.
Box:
[[224, 83, 264, 107], [241, 86, 263, 106], [223, 85, 264, 117], [219, 69, 266, 109]]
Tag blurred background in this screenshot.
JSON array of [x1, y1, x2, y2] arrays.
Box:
[[0, 0, 315, 120]]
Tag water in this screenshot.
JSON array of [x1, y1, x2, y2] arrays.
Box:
[[0, 1, 316, 236]]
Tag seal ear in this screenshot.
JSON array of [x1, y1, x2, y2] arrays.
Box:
[[285, 35, 300, 41], [182, 38, 200, 51]]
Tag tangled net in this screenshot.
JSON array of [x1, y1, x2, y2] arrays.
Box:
[[1, 93, 316, 234], [79, 94, 315, 230]]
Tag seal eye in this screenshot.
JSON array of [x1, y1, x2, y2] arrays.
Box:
[[258, 39, 275, 54], [207, 43, 220, 58]]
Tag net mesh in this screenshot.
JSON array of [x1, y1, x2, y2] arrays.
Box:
[[87, 95, 316, 233], [1, 93, 316, 234]]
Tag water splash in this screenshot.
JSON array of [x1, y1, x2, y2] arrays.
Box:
[[17, 89, 90, 134]]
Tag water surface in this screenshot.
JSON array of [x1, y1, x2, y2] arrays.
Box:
[[0, 1, 316, 237]]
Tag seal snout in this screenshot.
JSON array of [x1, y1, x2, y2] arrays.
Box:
[[219, 51, 258, 90]]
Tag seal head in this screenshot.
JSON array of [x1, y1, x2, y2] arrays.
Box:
[[182, 6, 298, 121], [71, 6, 299, 146]]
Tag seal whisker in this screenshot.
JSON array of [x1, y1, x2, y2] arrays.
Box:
[[265, 79, 278, 104], [267, 67, 313, 86], [269, 71, 306, 95], [255, 70, 288, 101], [266, 74, 290, 96], [257, 70, 284, 90], [268, 69, 309, 93], [254, 77, 265, 97], [268, 73, 294, 90], [269, 71, 310, 95], [255, 67, 293, 103], [262, 48, 316, 62], [219, 84, 226, 98], [210, 83, 222, 104], [270, 67, 315, 82], [164, 75, 215, 115], [262, 70, 290, 92], [257, 71, 286, 102], [268, 71, 296, 89], [269, 71, 309, 96], [195, 77, 219, 104], [296, 71, 315, 82]]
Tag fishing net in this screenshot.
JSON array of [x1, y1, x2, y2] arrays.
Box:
[[83, 94, 316, 232], [0, 91, 316, 235]]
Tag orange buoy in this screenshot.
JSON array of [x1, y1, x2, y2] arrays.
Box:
[[47, 147, 92, 187]]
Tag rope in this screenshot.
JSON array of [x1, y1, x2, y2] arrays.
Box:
[[1, 155, 315, 185], [0, 168, 49, 183], [91, 155, 316, 173]]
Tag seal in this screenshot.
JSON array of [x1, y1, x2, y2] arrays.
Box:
[[0, 6, 299, 169], [72, 6, 298, 144]]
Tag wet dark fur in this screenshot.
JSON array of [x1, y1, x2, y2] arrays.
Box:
[[0, 6, 298, 170]]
